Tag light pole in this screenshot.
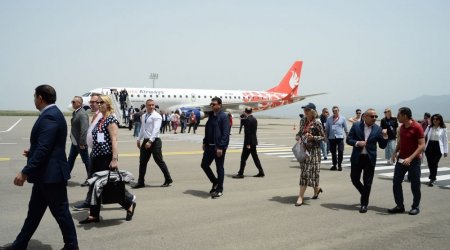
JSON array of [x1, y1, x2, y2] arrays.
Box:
[[149, 73, 159, 88]]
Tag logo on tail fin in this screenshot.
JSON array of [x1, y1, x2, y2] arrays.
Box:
[[267, 61, 303, 96], [289, 70, 299, 89]]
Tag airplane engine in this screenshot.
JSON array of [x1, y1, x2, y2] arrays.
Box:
[[179, 108, 205, 121]]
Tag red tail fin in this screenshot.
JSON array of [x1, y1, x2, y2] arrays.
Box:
[[267, 61, 302, 95]]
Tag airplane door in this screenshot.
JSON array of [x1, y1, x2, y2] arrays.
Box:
[[191, 93, 196, 102]]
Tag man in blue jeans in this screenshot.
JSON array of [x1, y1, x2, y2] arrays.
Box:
[[201, 97, 230, 199], [388, 107, 425, 215], [325, 106, 348, 171]]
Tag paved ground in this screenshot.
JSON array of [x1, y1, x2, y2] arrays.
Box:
[[1, 116, 449, 250]]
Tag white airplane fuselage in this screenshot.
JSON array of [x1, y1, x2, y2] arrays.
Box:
[[83, 87, 291, 114], [75, 61, 324, 121]]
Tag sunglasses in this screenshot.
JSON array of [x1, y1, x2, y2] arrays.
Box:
[[369, 115, 378, 119], [97, 101, 105, 105]]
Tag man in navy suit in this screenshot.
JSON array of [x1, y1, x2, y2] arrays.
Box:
[[2, 85, 78, 250], [346, 108, 388, 213]]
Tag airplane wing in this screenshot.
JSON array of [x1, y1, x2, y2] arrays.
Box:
[[170, 101, 261, 113], [291, 93, 327, 102], [167, 93, 326, 114]]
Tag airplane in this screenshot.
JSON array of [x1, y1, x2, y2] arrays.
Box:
[[77, 61, 324, 124]]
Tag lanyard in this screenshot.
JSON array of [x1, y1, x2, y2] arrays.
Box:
[[145, 113, 151, 123], [98, 117, 106, 132], [303, 120, 314, 134], [333, 116, 340, 124]]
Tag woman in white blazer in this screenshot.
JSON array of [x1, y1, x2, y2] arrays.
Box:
[[424, 114, 448, 187]]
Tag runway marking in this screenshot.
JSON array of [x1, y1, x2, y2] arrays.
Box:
[[421, 174, 450, 182], [119, 148, 243, 157], [374, 165, 396, 171], [265, 152, 294, 155], [377, 167, 450, 177], [0, 157, 10, 162], [247, 142, 450, 188], [0, 119, 22, 133], [278, 155, 297, 158]]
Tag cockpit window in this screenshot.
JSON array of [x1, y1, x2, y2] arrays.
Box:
[[82, 92, 91, 97]]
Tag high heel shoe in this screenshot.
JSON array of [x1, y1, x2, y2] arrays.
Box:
[[295, 198, 303, 206], [126, 202, 137, 221], [312, 188, 323, 199]]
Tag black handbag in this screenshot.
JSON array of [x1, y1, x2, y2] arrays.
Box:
[[101, 169, 126, 204]]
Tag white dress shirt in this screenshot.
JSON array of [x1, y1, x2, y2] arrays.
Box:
[[138, 111, 162, 142], [87, 110, 103, 149], [359, 122, 373, 154]]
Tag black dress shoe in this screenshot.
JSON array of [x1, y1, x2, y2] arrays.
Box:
[[161, 179, 173, 187], [408, 208, 420, 215], [126, 202, 137, 221], [338, 166, 342, 171], [0, 243, 14, 250], [253, 173, 265, 177], [330, 166, 337, 171], [61, 246, 79, 250], [427, 180, 435, 187], [311, 188, 323, 199], [210, 183, 218, 194], [387, 206, 405, 214], [359, 206, 368, 213], [211, 191, 223, 199], [79, 217, 100, 224], [132, 183, 145, 189], [232, 174, 244, 179], [295, 202, 303, 207]]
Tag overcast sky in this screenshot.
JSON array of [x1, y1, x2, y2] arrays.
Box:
[[1, 0, 449, 114]]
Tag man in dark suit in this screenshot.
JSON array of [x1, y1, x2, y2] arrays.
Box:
[[232, 107, 265, 178], [1, 85, 78, 250], [346, 108, 388, 213], [68, 95, 90, 183]]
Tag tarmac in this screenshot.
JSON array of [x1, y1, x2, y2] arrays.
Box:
[[1, 116, 450, 250]]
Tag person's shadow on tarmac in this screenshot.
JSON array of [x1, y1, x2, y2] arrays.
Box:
[[321, 203, 390, 215], [183, 189, 211, 199]]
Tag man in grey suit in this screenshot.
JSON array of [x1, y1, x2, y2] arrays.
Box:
[[68, 96, 90, 184], [0, 85, 78, 250]]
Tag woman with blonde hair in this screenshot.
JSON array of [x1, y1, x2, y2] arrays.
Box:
[[295, 103, 325, 206], [80, 95, 136, 224]]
